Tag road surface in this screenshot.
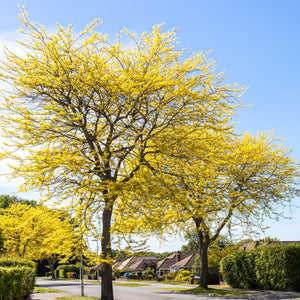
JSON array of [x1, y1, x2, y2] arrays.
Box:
[[35, 278, 300, 300]]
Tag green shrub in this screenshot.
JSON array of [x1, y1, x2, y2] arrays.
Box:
[[255, 244, 300, 291], [0, 257, 35, 268], [164, 272, 178, 281], [66, 272, 76, 279], [142, 267, 156, 279], [0, 258, 36, 300], [192, 254, 201, 277], [221, 244, 300, 291], [55, 264, 79, 278], [127, 272, 137, 279], [59, 268, 65, 278], [45, 271, 52, 277], [221, 249, 258, 289], [165, 274, 173, 280]]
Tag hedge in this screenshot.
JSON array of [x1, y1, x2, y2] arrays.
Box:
[[220, 244, 300, 291], [0, 258, 36, 300], [255, 244, 300, 291], [220, 249, 258, 289], [55, 264, 79, 278], [0, 257, 35, 268]]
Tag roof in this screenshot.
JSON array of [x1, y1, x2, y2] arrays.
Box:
[[239, 241, 260, 250], [114, 257, 134, 270], [157, 251, 198, 270], [239, 240, 300, 250], [114, 256, 160, 271], [157, 257, 176, 269], [169, 253, 198, 269], [263, 241, 300, 246], [128, 257, 160, 271]]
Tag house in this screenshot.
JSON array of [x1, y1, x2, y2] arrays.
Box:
[[113, 256, 160, 272], [239, 241, 260, 251], [239, 240, 300, 251], [262, 240, 300, 246], [157, 251, 198, 276], [169, 252, 198, 273]]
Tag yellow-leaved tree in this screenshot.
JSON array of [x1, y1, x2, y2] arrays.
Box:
[[0, 203, 79, 278], [0, 9, 242, 299], [114, 131, 300, 288]]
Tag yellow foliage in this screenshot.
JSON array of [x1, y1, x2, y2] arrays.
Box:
[[114, 130, 300, 241], [174, 269, 193, 282], [0, 9, 243, 265], [0, 203, 79, 263]]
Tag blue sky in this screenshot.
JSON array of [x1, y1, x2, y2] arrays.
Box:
[[0, 0, 299, 251]]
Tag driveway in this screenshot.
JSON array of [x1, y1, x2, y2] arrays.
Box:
[[35, 279, 300, 300]]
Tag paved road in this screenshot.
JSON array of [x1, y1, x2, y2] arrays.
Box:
[[35, 279, 300, 300]]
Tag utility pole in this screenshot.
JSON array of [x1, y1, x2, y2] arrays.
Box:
[[92, 239, 99, 281], [80, 249, 84, 296]]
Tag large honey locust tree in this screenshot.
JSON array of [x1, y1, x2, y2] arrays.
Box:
[[0, 10, 242, 300]]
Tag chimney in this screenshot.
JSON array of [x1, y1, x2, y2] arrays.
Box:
[[175, 251, 181, 262]]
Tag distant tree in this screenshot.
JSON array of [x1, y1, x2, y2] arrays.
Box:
[[141, 261, 157, 272], [181, 229, 199, 251], [192, 254, 201, 277], [111, 249, 128, 259], [0, 194, 37, 209], [0, 203, 80, 278]]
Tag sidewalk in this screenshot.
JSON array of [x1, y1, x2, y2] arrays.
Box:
[[31, 292, 74, 300]]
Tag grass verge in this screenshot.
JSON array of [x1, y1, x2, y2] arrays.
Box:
[[57, 297, 100, 300], [124, 279, 185, 285], [187, 286, 258, 295], [34, 287, 67, 293], [157, 286, 258, 296], [113, 282, 150, 287]]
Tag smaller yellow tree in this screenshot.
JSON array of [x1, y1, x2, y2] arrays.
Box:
[[114, 131, 300, 288], [0, 203, 79, 278]]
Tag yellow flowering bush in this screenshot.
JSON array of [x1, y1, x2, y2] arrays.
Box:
[[174, 269, 193, 282]]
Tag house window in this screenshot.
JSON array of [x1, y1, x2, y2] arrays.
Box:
[[170, 266, 180, 273]]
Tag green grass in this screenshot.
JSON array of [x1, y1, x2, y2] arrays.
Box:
[[57, 297, 100, 300], [113, 282, 150, 287], [187, 286, 258, 295], [34, 287, 67, 293], [157, 286, 258, 296], [156, 287, 194, 291], [84, 280, 101, 284], [124, 279, 186, 285]]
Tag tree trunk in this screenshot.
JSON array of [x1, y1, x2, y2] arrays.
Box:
[[47, 257, 56, 279], [101, 206, 114, 300], [198, 239, 209, 288], [194, 218, 210, 289]]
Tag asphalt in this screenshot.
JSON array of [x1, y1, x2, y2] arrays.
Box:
[[32, 279, 300, 300], [30, 289, 300, 300]]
